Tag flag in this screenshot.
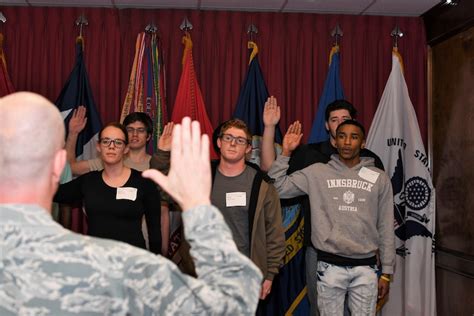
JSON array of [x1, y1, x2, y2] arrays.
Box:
[[0, 32, 15, 96], [262, 203, 310, 316], [168, 32, 217, 269], [55, 36, 103, 235], [265, 45, 345, 316], [232, 42, 308, 315], [55, 36, 102, 160], [308, 45, 344, 143], [171, 32, 217, 159], [366, 49, 436, 316], [233, 41, 283, 166], [120, 32, 168, 153]]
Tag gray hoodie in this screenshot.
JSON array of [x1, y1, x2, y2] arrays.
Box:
[[269, 154, 395, 274]]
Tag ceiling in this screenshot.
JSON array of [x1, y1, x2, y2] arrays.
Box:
[[1, 0, 442, 17]]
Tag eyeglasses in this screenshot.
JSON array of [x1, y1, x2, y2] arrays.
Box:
[[220, 134, 250, 146], [126, 127, 147, 134], [99, 138, 126, 148]]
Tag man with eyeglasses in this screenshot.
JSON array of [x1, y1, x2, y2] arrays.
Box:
[[210, 118, 285, 313]]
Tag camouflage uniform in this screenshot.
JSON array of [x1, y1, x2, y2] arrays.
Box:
[[0, 204, 262, 315]]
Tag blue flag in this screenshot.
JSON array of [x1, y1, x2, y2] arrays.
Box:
[[55, 37, 102, 159], [233, 41, 282, 166], [260, 204, 310, 315], [308, 46, 344, 143], [234, 42, 309, 316]]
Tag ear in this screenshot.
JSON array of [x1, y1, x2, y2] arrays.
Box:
[[217, 138, 222, 149], [96, 141, 102, 154], [146, 134, 152, 142], [123, 145, 130, 155], [325, 121, 329, 131], [361, 139, 366, 149], [52, 149, 67, 184], [245, 143, 252, 154]]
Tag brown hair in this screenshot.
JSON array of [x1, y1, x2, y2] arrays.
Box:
[[98, 122, 129, 144], [219, 119, 252, 141]]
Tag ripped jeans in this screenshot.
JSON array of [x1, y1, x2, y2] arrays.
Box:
[[316, 261, 378, 316]]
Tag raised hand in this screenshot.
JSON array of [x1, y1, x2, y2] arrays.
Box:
[[158, 121, 174, 151], [143, 117, 211, 211], [282, 121, 303, 156], [69, 106, 87, 135], [263, 96, 280, 127]]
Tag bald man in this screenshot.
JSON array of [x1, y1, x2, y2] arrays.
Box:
[[0, 92, 262, 315]]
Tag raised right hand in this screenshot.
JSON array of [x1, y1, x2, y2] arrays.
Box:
[[263, 96, 280, 127], [142, 117, 211, 211], [157, 121, 174, 151], [282, 121, 303, 156], [69, 106, 87, 134]]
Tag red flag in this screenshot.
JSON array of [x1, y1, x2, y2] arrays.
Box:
[[171, 32, 218, 159], [0, 33, 15, 96]]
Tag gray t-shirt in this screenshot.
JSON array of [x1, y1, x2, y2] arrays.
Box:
[[211, 166, 257, 258]]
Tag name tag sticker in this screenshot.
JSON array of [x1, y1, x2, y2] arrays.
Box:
[[226, 192, 246, 207], [116, 187, 138, 201], [358, 167, 380, 184]]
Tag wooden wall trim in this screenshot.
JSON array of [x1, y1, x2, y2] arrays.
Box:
[[436, 248, 474, 279], [423, 1, 474, 46]]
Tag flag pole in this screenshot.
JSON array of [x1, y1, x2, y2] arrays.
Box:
[[247, 24, 259, 65], [0, 11, 7, 69], [180, 16, 193, 33], [179, 17, 193, 64], [391, 25, 404, 49], [331, 24, 343, 47], [391, 26, 405, 73], [329, 24, 342, 65], [0, 10, 15, 96], [145, 22, 157, 34], [247, 23, 258, 42], [75, 13, 88, 40]]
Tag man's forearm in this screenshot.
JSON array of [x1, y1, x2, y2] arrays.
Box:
[[261, 125, 276, 172], [65, 132, 79, 164]]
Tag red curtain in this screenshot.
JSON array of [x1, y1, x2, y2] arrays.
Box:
[[1, 7, 427, 144]]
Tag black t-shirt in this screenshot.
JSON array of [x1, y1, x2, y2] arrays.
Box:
[[284, 140, 385, 247], [54, 169, 162, 254]]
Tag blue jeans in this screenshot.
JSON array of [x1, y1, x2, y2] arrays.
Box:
[[316, 261, 378, 316]]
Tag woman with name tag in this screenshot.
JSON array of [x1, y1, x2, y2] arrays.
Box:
[[54, 122, 162, 254]]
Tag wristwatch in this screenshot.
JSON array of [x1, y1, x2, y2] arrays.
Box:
[[380, 274, 391, 282]]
